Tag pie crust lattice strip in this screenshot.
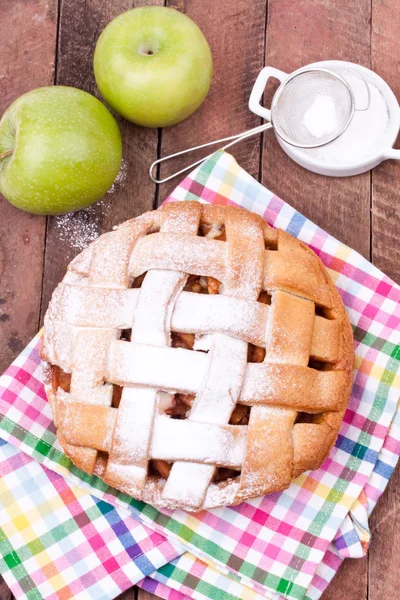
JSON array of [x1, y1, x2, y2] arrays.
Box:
[[41, 202, 354, 511]]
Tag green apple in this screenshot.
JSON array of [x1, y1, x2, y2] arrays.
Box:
[[0, 86, 122, 215], [94, 6, 213, 127]]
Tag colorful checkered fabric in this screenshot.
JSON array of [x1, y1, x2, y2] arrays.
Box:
[[0, 438, 183, 599], [138, 402, 400, 600], [0, 151, 399, 600]]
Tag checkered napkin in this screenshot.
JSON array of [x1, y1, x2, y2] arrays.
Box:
[[0, 150, 399, 600]]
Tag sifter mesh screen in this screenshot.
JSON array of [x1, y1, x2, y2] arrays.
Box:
[[271, 70, 354, 148]]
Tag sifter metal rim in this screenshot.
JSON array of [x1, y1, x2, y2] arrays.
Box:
[[271, 67, 356, 149]]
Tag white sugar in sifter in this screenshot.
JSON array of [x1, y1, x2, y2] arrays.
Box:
[[149, 60, 400, 183]]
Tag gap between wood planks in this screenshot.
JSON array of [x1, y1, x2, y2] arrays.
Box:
[[156, 0, 267, 202], [38, 0, 61, 331], [1, 1, 398, 599], [38, 0, 163, 321], [262, 0, 372, 598]]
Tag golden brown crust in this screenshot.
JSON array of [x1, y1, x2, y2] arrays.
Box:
[[41, 202, 354, 511]]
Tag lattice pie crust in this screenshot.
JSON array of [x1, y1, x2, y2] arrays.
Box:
[[41, 202, 354, 511]]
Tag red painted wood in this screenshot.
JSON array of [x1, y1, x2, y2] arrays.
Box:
[[0, 3, 58, 597], [117, 587, 137, 599], [137, 590, 156, 600], [371, 0, 400, 283], [369, 467, 400, 599], [321, 558, 368, 600], [1, 1, 400, 600], [261, 0, 372, 258], [39, 0, 163, 321], [158, 0, 267, 200], [0, 576, 11, 600], [263, 1, 372, 599], [368, 2, 400, 599], [0, 0, 57, 373]]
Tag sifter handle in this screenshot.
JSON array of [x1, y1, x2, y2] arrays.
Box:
[[149, 122, 273, 185], [248, 66, 288, 121]]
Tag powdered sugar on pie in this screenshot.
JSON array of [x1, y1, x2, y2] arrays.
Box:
[[41, 202, 354, 511]]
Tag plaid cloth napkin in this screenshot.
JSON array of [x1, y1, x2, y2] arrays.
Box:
[[0, 150, 399, 600]]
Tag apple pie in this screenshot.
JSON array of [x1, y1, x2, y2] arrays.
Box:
[[41, 201, 354, 511]]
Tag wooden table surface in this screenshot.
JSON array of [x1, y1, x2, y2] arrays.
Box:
[[1, 1, 399, 599]]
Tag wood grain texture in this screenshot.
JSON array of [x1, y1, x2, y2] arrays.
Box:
[[369, 1, 400, 593], [117, 587, 137, 599], [371, 0, 400, 283], [39, 0, 163, 320], [262, 1, 372, 599], [0, 576, 11, 600], [369, 466, 400, 600], [158, 0, 267, 200], [261, 0, 372, 257], [320, 557, 368, 600], [137, 590, 158, 600], [1, 2, 400, 600], [369, 2, 400, 594], [0, 0, 57, 373], [116, 588, 159, 599]]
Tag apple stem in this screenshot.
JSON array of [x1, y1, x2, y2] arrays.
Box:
[[0, 149, 13, 161]]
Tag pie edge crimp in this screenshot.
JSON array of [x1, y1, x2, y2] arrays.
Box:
[[41, 202, 354, 511]]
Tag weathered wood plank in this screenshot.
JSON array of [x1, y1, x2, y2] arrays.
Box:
[[261, 0, 372, 258], [321, 557, 368, 600], [0, 575, 11, 600], [369, 467, 400, 600], [40, 0, 163, 320], [116, 587, 137, 599], [137, 589, 157, 600], [158, 0, 267, 201], [263, 2, 371, 599], [369, 2, 400, 597], [371, 0, 400, 283], [0, 0, 57, 372], [1, 3, 398, 600]]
